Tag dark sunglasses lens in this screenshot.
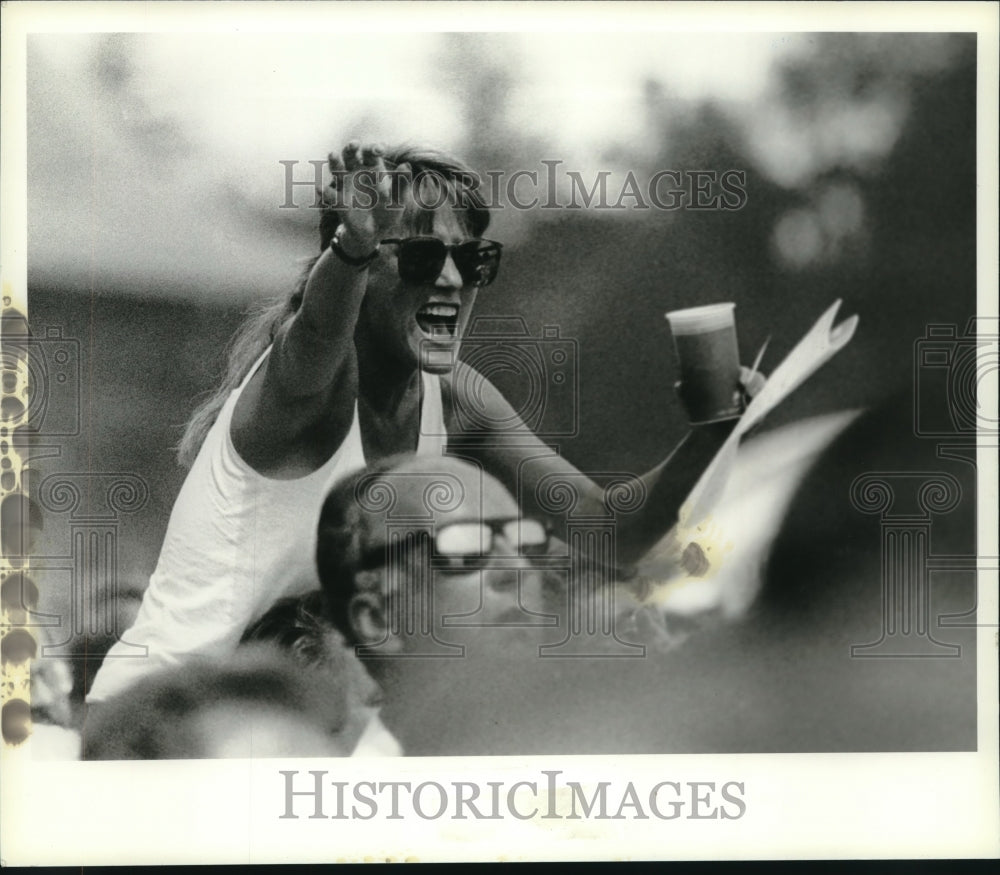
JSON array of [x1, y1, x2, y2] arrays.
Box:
[[453, 242, 502, 287], [396, 239, 447, 284]]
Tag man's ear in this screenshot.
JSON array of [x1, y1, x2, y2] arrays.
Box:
[[349, 571, 402, 653]]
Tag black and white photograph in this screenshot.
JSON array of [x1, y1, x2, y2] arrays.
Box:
[[2, 0, 997, 864]]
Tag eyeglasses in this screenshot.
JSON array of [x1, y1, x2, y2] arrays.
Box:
[[380, 237, 503, 288], [360, 517, 549, 574]]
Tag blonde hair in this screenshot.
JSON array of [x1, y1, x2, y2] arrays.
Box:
[[175, 144, 491, 468]]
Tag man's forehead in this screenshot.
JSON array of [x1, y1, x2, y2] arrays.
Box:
[[366, 468, 480, 516], [355, 460, 515, 523]]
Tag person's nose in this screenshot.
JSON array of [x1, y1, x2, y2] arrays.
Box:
[[482, 532, 532, 591], [434, 252, 463, 291]]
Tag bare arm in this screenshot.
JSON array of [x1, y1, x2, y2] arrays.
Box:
[[447, 364, 744, 574], [231, 143, 411, 469], [269, 244, 372, 398]]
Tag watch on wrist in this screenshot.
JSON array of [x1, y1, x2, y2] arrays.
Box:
[[329, 226, 379, 268]]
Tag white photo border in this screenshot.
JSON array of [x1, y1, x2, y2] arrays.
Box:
[[1, 1, 997, 864]]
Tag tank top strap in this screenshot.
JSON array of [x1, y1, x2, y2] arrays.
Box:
[[417, 371, 447, 456], [237, 346, 273, 391], [227, 349, 444, 464]]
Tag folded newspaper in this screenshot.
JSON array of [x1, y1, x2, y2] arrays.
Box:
[[680, 298, 859, 526], [634, 299, 859, 591]]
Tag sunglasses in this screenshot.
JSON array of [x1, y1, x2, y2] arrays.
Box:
[[380, 237, 503, 287], [360, 517, 549, 574]]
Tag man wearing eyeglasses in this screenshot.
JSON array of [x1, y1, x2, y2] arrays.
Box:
[[317, 454, 552, 652], [89, 140, 754, 706], [315, 453, 556, 755]]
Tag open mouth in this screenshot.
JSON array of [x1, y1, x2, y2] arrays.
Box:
[[416, 303, 459, 338]]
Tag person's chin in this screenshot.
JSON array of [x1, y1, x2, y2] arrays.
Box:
[[416, 335, 461, 375]]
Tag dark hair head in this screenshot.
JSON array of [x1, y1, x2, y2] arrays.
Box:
[[82, 647, 347, 760], [241, 591, 334, 669], [314, 456, 416, 644]]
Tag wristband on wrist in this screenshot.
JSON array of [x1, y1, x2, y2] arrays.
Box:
[[330, 225, 379, 268]]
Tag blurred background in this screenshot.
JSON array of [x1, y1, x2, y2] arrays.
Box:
[[21, 31, 983, 751]]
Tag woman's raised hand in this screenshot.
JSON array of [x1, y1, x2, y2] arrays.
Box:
[[326, 141, 411, 256]]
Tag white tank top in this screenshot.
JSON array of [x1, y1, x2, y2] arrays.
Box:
[[88, 353, 447, 703]]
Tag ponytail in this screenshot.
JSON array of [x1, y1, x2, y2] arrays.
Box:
[[174, 262, 312, 468]]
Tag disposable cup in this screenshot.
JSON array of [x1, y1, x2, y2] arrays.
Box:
[[665, 303, 742, 423]]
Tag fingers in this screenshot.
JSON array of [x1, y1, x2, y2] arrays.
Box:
[[339, 141, 385, 173], [328, 141, 410, 238], [390, 160, 412, 202], [341, 140, 362, 172], [738, 366, 767, 398], [361, 144, 390, 195], [331, 141, 402, 191], [326, 150, 349, 204], [327, 141, 391, 197], [360, 143, 383, 165]]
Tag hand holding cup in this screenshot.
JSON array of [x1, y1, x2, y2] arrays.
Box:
[[665, 302, 765, 425]]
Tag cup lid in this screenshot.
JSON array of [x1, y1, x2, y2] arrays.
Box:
[[665, 302, 736, 335]]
